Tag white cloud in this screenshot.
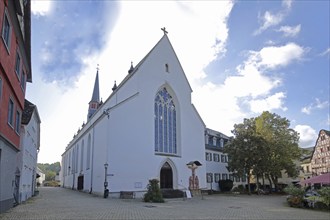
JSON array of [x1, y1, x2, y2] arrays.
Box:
[[282, 0, 293, 10], [277, 24, 301, 37], [319, 48, 330, 57], [31, 0, 52, 16], [294, 125, 317, 148], [193, 42, 305, 134], [301, 98, 329, 115], [254, 11, 285, 35], [254, 0, 292, 35], [255, 43, 305, 69], [249, 92, 287, 113]]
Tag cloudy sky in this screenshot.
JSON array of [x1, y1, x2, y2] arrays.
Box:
[[29, 0, 329, 163]]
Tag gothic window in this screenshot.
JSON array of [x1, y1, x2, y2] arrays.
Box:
[[154, 88, 177, 154], [81, 140, 84, 172], [86, 134, 91, 170]]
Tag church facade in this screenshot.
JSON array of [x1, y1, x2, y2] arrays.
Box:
[[61, 32, 207, 197]]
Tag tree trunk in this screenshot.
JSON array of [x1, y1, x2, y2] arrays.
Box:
[[256, 174, 260, 195], [267, 175, 272, 194], [262, 174, 265, 190], [271, 175, 278, 192], [247, 174, 251, 195]]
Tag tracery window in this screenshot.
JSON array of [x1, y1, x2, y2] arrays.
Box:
[[155, 88, 177, 154]]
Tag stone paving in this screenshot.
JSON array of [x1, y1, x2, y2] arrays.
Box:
[[0, 187, 329, 220]]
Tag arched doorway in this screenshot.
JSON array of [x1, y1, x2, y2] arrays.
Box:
[[160, 162, 173, 189]]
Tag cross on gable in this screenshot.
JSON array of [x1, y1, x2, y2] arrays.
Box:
[[161, 27, 168, 35], [96, 64, 99, 71]]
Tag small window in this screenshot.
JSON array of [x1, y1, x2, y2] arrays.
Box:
[[222, 173, 228, 180], [15, 51, 21, 77], [206, 152, 212, 161], [214, 173, 220, 183], [8, 99, 14, 126], [165, 63, 169, 73], [0, 77, 2, 102], [221, 154, 225, 163], [15, 110, 21, 133], [20, 71, 26, 91], [1, 9, 12, 51], [213, 153, 219, 162], [206, 173, 213, 183]]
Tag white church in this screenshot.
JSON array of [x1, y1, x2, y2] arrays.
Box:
[[61, 30, 243, 198]]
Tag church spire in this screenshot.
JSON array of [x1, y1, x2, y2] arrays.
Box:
[[87, 66, 101, 120]]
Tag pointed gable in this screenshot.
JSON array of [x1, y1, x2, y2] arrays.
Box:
[[112, 34, 193, 94]]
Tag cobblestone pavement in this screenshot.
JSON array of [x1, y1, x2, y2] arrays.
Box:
[[0, 187, 329, 220]]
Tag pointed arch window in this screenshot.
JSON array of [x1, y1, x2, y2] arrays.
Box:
[[155, 88, 177, 154]]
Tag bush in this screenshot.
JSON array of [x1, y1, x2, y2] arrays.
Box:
[[317, 187, 330, 207], [232, 184, 245, 193], [143, 179, 164, 203], [219, 179, 233, 192], [283, 184, 305, 197]]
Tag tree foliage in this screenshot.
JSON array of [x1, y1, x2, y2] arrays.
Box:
[[224, 111, 301, 193], [38, 162, 61, 181]]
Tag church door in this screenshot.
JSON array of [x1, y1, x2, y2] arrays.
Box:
[[160, 162, 173, 189]]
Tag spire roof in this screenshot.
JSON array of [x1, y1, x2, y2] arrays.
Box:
[[90, 68, 100, 103]]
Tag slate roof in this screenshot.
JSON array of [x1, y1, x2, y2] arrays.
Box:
[[22, 99, 36, 125], [90, 70, 100, 103]]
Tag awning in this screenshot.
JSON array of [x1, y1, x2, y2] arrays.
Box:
[[300, 173, 330, 185]]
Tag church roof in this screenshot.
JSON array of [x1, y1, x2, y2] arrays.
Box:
[[90, 70, 100, 103]]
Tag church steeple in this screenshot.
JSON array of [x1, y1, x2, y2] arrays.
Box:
[[87, 66, 100, 120]]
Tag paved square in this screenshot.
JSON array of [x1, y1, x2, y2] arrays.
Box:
[[1, 187, 329, 219]]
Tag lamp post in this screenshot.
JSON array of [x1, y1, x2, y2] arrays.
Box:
[[104, 163, 109, 198]]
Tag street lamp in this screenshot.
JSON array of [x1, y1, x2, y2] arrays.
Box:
[[104, 163, 109, 198]]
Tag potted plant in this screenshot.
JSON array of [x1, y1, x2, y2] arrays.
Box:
[[283, 184, 305, 208]]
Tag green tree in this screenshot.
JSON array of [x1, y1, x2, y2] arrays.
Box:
[[255, 111, 300, 192], [224, 111, 300, 193], [224, 118, 266, 194]]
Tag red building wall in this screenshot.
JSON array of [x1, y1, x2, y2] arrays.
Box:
[[0, 0, 29, 150]]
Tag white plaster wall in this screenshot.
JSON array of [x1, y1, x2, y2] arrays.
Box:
[[18, 112, 39, 203]]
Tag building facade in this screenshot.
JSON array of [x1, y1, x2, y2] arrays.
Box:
[[205, 128, 246, 191], [0, 0, 32, 213], [17, 99, 41, 203], [311, 129, 330, 176], [61, 32, 207, 198]]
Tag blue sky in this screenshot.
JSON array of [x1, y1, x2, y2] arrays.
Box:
[[29, 0, 329, 163]]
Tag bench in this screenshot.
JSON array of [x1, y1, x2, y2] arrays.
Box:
[[120, 191, 135, 199]]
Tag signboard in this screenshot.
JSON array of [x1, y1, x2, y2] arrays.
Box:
[[185, 190, 192, 199]]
